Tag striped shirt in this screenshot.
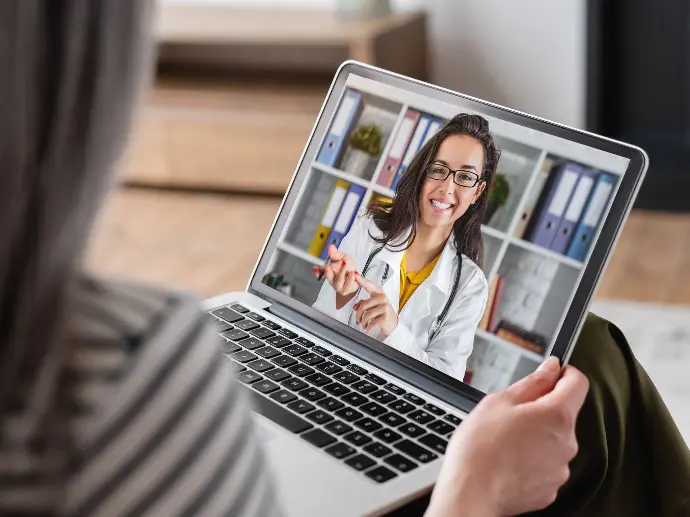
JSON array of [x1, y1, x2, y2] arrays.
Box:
[[0, 275, 283, 517]]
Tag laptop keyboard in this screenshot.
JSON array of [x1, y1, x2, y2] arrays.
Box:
[[208, 303, 462, 484]]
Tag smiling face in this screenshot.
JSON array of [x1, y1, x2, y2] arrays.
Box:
[[418, 134, 487, 234]]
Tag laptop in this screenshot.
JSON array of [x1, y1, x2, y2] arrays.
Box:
[[202, 61, 648, 516]]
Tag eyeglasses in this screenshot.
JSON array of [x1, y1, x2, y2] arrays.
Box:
[[425, 162, 484, 188]]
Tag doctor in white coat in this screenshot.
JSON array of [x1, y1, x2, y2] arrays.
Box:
[[312, 113, 500, 381]]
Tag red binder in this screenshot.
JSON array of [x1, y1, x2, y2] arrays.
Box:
[[377, 109, 420, 189]]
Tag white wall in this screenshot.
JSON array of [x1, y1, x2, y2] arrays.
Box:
[[163, 0, 587, 128]]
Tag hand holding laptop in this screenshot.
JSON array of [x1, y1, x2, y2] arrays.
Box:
[[426, 357, 589, 517]]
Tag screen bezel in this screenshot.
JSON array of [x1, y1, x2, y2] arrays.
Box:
[[247, 60, 648, 404]]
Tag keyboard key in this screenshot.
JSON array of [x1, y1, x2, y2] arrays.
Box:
[[287, 364, 315, 377], [255, 346, 280, 359], [287, 399, 314, 414], [315, 362, 342, 375], [341, 392, 368, 407], [237, 371, 262, 384], [247, 389, 312, 433], [325, 442, 356, 459], [352, 380, 377, 394], [230, 304, 250, 314], [245, 312, 265, 322], [344, 431, 372, 447], [365, 466, 397, 483], [419, 433, 448, 454], [312, 345, 332, 357], [301, 353, 325, 366], [264, 368, 290, 382], [284, 344, 307, 357], [229, 361, 246, 374], [364, 442, 392, 458], [213, 307, 244, 323], [249, 328, 276, 340], [394, 439, 438, 463], [305, 410, 334, 425], [305, 373, 331, 386], [384, 383, 406, 396], [272, 355, 297, 368], [347, 364, 368, 376], [379, 412, 406, 427], [266, 336, 291, 348], [384, 453, 418, 473], [223, 329, 249, 342], [389, 400, 415, 414], [427, 420, 455, 435], [334, 407, 363, 422], [282, 378, 308, 392], [354, 417, 382, 433], [403, 393, 425, 405], [254, 380, 280, 394], [301, 387, 326, 402], [317, 397, 345, 412], [270, 390, 297, 404], [365, 373, 386, 385], [212, 318, 232, 333], [230, 350, 258, 363], [278, 329, 298, 339], [262, 320, 282, 331], [302, 428, 336, 448], [371, 390, 396, 404], [373, 428, 402, 444], [360, 402, 387, 417], [399, 422, 426, 438], [247, 359, 274, 372], [345, 454, 376, 471], [409, 410, 434, 425], [221, 341, 242, 354], [294, 337, 315, 348], [325, 420, 353, 436], [329, 355, 350, 367], [323, 382, 350, 397], [235, 320, 260, 331], [444, 414, 462, 425], [334, 371, 359, 384], [239, 338, 266, 350]]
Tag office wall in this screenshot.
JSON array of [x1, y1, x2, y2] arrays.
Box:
[[163, 0, 587, 128]]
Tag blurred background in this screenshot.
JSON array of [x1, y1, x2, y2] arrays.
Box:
[[85, 0, 690, 441]]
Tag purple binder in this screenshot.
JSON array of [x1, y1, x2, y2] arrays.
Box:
[[525, 162, 584, 250], [550, 167, 599, 254]]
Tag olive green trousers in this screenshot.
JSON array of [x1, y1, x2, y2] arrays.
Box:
[[391, 313, 690, 516]]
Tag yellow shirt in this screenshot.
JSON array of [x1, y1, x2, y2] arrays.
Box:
[[398, 251, 442, 312]]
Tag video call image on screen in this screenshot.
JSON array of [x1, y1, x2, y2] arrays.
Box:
[[262, 73, 630, 394]]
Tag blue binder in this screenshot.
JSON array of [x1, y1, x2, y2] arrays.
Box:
[[566, 172, 616, 262], [320, 183, 366, 259], [390, 114, 432, 190], [525, 162, 584, 250], [550, 167, 599, 254], [316, 89, 363, 167]]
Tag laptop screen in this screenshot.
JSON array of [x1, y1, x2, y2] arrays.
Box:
[[257, 70, 631, 395]]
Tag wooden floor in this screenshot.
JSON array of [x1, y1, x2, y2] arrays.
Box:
[[85, 187, 690, 305]]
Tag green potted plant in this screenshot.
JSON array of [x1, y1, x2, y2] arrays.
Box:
[[484, 173, 510, 223], [342, 124, 383, 177]]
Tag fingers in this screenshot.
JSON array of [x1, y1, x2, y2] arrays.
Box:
[[503, 356, 562, 404], [335, 269, 356, 294], [327, 244, 345, 262], [539, 365, 589, 417], [354, 273, 383, 295], [353, 295, 385, 324], [356, 302, 387, 328], [362, 313, 386, 333]]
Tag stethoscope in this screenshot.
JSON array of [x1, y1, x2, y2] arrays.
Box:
[[360, 246, 463, 341]]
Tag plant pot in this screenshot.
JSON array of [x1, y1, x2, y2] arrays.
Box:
[[341, 148, 374, 178]]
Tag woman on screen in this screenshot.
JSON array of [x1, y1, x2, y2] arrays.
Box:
[[312, 113, 497, 380]]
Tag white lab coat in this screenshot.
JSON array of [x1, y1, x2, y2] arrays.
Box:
[[312, 214, 489, 381]]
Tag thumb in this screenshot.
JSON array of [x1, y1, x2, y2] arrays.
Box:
[[503, 356, 561, 404], [328, 244, 344, 261]]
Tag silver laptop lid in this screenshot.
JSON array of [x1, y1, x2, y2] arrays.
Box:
[[245, 60, 647, 406]]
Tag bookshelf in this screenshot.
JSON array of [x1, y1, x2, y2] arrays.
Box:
[[267, 73, 627, 392]]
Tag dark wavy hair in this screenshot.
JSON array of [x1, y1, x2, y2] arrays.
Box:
[[367, 113, 501, 267]]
